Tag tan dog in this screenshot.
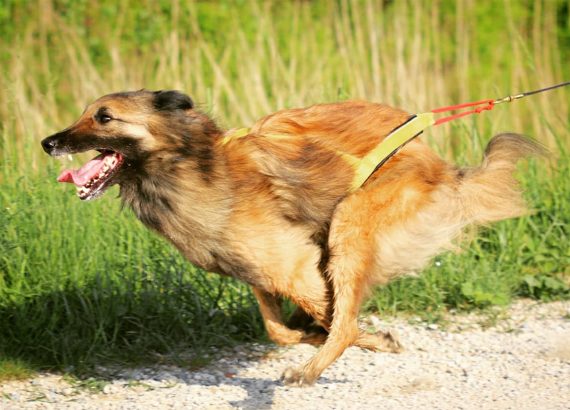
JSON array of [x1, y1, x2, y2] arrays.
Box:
[[41, 90, 544, 385]]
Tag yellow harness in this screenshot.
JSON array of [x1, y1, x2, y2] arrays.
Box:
[[221, 112, 436, 192]]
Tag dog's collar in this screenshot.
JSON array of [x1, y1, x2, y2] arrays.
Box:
[[221, 112, 435, 192]]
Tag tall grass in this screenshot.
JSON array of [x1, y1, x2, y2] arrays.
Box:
[[0, 0, 568, 372], [1, 0, 568, 166]]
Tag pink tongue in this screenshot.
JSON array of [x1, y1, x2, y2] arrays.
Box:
[[58, 153, 107, 186]]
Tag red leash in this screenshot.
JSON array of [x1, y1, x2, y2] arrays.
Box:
[[432, 99, 495, 125], [430, 81, 570, 126]]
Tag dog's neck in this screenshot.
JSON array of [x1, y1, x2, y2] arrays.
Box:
[[118, 142, 234, 270]]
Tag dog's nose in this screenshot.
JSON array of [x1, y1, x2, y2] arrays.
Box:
[[41, 136, 58, 154]]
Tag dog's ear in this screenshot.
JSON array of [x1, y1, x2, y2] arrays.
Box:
[[153, 90, 194, 111]]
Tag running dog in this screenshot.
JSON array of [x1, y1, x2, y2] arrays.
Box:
[[41, 90, 544, 385]]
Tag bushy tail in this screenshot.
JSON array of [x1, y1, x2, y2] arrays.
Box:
[[459, 133, 548, 224], [370, 133, 547, 280]]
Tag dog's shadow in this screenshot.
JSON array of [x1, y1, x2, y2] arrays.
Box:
[[103, 360, 347, 410], [186, 373, 346, 410], [0, 282, 347, 408]]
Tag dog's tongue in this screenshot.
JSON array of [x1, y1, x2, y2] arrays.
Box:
[[57, 153, 106, 186]]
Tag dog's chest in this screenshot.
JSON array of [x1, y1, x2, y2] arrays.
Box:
[[125, 188, 251, 278], [166, 231, 262, 286]]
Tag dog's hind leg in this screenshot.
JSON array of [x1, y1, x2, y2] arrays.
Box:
[[281, 200, 375, 386], [287, 305, 329, 337], [252, 287, 327, 346], [281, 162, 436, 385], [278, 287, 400, 352], [286, 305, 318, 329]]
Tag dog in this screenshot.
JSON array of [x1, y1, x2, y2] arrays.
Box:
[[41, 90, 544, 386]]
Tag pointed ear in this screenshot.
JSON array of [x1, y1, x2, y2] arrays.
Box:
[[153, 90, 194, 111]]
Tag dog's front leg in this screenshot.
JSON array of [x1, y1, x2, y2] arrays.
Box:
[[252, 287, 327, 346]]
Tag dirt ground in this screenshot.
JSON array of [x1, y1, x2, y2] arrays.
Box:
[[1, 300, 569, 409]]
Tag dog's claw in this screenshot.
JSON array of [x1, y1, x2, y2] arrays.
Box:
[[383, 329, 404, 353], [281, 367, 314, 387]]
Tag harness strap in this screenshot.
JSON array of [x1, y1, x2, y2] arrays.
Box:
[[221, 127, 250, 145], [221, 114, 436, 192], [350, 112, 435, 190]]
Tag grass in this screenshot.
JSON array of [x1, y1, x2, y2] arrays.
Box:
[[0, 358, 35, 383], [0, 0, 569, 378], [0, 165, 265, 371]]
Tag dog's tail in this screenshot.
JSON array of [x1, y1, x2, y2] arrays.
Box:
[[458, 133, 548, 225]]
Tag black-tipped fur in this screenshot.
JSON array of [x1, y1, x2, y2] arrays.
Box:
[[153, 90, 194, 111]]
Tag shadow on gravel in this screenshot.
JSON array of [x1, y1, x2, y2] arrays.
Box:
[[100, 367, 347, 410], [223, 376, 348, 410], [226, 377, 279, 410]]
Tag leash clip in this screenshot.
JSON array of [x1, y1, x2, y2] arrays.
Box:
[[494, 94, 524, 105]]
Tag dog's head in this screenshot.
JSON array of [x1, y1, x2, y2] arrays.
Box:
[[41, 90, 219, 200]]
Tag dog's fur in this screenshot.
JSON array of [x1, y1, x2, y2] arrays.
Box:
[[41, 90, 544, 385]]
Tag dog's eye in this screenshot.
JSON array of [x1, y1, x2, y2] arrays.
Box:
[[94, 107, 113, 124], [98, 114, 112, 124]]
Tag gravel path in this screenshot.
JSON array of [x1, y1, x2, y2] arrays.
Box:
[[1, 300, 569, 410]]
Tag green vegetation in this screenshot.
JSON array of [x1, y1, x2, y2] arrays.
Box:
[[0, 0, 568, 376], [0, 358, 35, 382]]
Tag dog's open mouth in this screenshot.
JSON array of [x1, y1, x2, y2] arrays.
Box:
[[57, 151, 123, 200]]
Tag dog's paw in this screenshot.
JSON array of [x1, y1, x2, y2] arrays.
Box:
[[280, 367, 315, 387], [381, 329, 404, 353], [356, 329, 404, 353]]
